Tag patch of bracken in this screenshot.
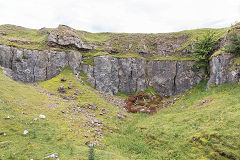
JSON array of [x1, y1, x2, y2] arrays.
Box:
[[123, 92, 168, 115]]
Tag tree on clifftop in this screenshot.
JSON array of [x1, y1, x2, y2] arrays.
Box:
[[192, 31, 218, 76]]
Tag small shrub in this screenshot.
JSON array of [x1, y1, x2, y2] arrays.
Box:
[[225, 31, 240, 56]]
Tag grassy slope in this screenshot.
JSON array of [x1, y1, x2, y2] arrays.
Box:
[[105, 81, 240, 160], [0, 24, 239, 160], [0, 67, 240, 159], [0, 24, 49, 50], [0, 68, 128, 160]]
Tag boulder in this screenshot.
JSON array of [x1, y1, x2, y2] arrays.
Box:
[[47, 25, 93, 50]]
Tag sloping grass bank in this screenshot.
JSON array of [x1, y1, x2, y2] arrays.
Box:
[[105, 81, 240, 159]]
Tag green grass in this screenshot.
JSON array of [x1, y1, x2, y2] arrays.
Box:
[[105, 81, 240, 159], [148, 54, 194, 61], [176, 27, 228, 52], [0, 68, 128, 160], [234, 57, 240, 66], [82, 52, 195, 66], [1, 68, 240, 159], [84, 33, 110, 43], [229, 57, 240, 71], [1, 24, 240, 160], [82, 51, 110, 65], [0, 24, 229, 59], [0, 24, 50, 50], [211, 49, 225, 58]]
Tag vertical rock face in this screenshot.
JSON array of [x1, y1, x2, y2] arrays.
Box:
[[0, 45, 13, 69], [0, 45, 203, 95], [67, 51, 82, 74], [118, 58, 147, 94], [94, 55, 119, 95], [207, 54, 240, 89], [0, 45, 82, 82], [175, 61, 203, 94], [85, 55, 202, 95], [146, 61, 176, 95]]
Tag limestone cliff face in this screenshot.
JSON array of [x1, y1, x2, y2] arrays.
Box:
[[82, 55, 202, 95], [0, 45, 203, 95], [0, 25, 208, 96], [0, 45, 82, 82], [207, 54, 240, 89]]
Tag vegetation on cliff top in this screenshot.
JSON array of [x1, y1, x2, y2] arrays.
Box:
[[0, 24, 229, 60], [225, 31, 240, 56], [191, 31, 219, 75]]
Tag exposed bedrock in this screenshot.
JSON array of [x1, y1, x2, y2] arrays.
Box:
[[0, 45, 203, 96], [83, 55, 203, 95], [47, 25, 94, 51], [0, 45, 82, 82], [207, 54, 240, 89]]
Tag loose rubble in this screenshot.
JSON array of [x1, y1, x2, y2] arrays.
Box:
[[58, 85, 66, 93]]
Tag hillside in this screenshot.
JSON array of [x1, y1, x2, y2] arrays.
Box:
[[1, 66, 240, 159], [0, 67, 129, 159], [0, 23, 240, 160]]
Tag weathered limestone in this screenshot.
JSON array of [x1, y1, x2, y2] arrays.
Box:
[[0, 45, 203, 95], [0, 45, 82, 82], [86, 55, 202, 95], [94, 55, 119, 95], [47, 25, 94, 50], [146, 61, 177, 95], [207, 54, 240, 89], [175, 61, 203, 94]]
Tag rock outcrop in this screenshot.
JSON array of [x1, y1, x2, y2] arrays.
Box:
[[82, 55, 202, 95], [0, 45, 82, 82], [0, 24, 203, 96], [0, 45, 203, 95], [47, 25, 94, 50], [207, 53, 240, 89]]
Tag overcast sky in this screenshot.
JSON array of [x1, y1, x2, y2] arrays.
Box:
[[0, 0, 239, 33]]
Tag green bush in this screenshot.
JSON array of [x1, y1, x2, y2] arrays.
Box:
[[192, 31, 218, 75], [225, 31, 240, 56]]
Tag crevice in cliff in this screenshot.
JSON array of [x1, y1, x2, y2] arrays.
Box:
[[10, 47, 15, 70], [33, 53, 39, 82], [67, 53, 70, 68], [132, 59, 137, 93], [46, 53, 50, 80], [93, 65, 96, 89], [117, 59, 120, 92], [135, 61, 139, 91], [173, 61, 178, 94]]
